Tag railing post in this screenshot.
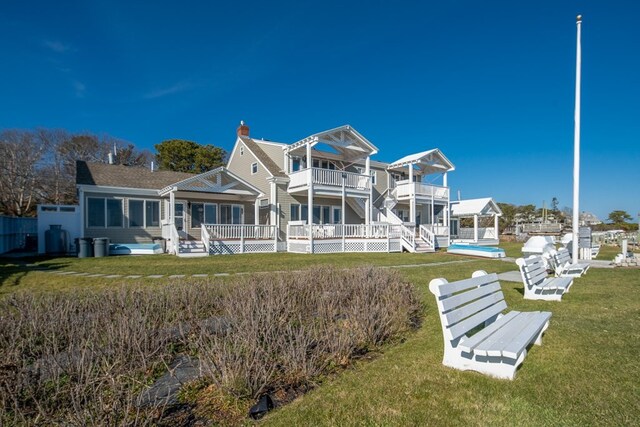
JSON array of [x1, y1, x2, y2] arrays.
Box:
[[240, 225, 245, 253]]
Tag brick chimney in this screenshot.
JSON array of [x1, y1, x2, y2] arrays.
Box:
[[237, 120, 249, 137]]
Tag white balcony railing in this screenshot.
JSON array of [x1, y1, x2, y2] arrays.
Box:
[[288, 168, 371, 191], [204, 224, 277, 240], [393, 182, 449, 200]]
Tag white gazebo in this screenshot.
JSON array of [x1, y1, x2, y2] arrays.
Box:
[[450, 198, 502, 245]]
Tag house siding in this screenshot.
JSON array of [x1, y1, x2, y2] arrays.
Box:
[[227, 139, 272, 195]]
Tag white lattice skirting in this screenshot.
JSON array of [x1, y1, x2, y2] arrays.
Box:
[[209, 240, 276, 255], [287, 238, 402, 254]]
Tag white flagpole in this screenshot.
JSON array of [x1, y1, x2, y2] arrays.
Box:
[[572, 15, 582, 264]]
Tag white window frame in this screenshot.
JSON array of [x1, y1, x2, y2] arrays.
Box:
[[191, 202, 218, 227], [128, 199, 160, 228], [220, 203, 244, 224], [240, 146, 244, 155]]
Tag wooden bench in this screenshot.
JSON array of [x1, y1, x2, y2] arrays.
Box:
[[550, 248, 590, 277], [516, 256, 574, 301], [429, 271, 552, 380]]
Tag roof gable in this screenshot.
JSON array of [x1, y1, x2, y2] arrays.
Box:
[[450, 198, 502, 217]]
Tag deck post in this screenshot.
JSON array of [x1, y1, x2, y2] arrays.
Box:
[[365, 156, 371, 227], [307, 143, 314, 253], [254, 199, 260, 225], [342, 173, 346, 252], [240, 225, 244, 254], [494, 214, 499, 240], [409, 165, 415, 224], [473, 214, 479, 243]]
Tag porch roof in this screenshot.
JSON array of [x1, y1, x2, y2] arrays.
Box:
[[158, 167, 263, 197], [450, 198, 502, 217], [387, 149, 455, 175], [284, 125, 378, 161]]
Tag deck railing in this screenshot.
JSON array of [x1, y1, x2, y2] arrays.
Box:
[[457, 227, 497, 240], [204, 224, 277, 240], [288, 168, 371, 191], [288, 223, 392, 240], [422, 224, 450, 236], [393, 182, 449, 200]]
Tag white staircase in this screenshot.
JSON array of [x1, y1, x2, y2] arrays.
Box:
[[177, 240, 208, 258], [346, 197, 367, 219]]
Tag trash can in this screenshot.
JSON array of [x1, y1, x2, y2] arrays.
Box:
[[153, 237, 166, 253], [93, 237, 109, 257], [78, 238, 94, 258]]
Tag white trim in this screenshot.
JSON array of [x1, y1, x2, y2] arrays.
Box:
[[78, 184, 158, 197], [231, 137, 275, 179], [86, 196, 125, 229]]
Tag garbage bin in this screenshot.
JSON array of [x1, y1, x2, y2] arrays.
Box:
[[153, 237, 166, 253], [78, 237, 94, 258], [93, 237, 109, 257]]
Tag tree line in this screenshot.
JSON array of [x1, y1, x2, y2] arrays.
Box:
[[0, 128, 226, 216]]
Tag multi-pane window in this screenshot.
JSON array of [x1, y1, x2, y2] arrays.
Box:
[[220, 204, 244, 224], [87, 197, 123, 228], [191, 203, 218, 228], [291, 203, 339, 224], [129, 200, 160, 228]]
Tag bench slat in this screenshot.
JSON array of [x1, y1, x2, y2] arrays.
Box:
[[447, 300, 508, 341], [473, 311, 536, 356], [442, 291, 505, 327], [540, 277, 572, 291], [458, 310, 520, 353], [440, 281, 502, 312], [433, 273, 500, 297], [501, 311, 552, 359]]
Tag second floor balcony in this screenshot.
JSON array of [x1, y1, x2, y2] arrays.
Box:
[[288, 167, 371, 195], [391, 180, 449, 201]]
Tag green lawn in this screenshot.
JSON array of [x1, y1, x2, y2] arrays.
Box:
[[1, 249, 638, 425]]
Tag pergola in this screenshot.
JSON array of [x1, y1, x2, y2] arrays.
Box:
[[387, 149, 455, 224], [283, 125, 379, 228], [450, 198, 503, 243]]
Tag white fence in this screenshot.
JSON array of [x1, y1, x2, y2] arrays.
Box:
[[0, 215, 37, 254], [204, 224, 277, 240], [288, 223, 397, 240]]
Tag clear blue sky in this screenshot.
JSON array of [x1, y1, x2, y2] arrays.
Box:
[[1, 0, 638, 222]]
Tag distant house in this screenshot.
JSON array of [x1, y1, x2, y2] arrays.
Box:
[[579, 211, 602, 226]]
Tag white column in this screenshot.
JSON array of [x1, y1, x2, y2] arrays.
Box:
[[572, 15, 582, 263], [254, 199, 260, 225], [473, 214, 479, 243], [307, 143, 314, 252], [342, 173, 346, 252], [443, 172, 448, 187], [269, 181, 277, 226], [78, 188, 85, 237], [284, 153, 289, 175], [169, 190, 175, 224], [494, 214, 499, 240], [365, 156, 371, 225], [408, 165, 415, 224]]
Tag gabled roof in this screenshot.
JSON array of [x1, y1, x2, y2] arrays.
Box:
[[158, 167, 263, 197], [76, 161, 193, 189], [387, 149, 455, 175], [239, 136, 287, 178], [284, 125, 378, 161], [450, 198, 502, 217]]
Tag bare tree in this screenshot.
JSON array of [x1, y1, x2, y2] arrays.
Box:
[[0, 130, 48, 216]]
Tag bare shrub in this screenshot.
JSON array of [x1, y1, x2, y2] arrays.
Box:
[[0, 266, 421, 424], [0, 282, 225, 425], [194, 266, 421, 399]]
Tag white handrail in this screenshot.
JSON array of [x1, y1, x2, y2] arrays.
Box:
[[393, 182, 449, 199], [204, 224, 277, 240], [169, 223, 180, 255], [201, 224, 210, 254], [419, 224, 435, 248]]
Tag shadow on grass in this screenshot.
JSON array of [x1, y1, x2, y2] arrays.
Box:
[[513, 286, 524, 296], [0, 255, 69, 290]]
